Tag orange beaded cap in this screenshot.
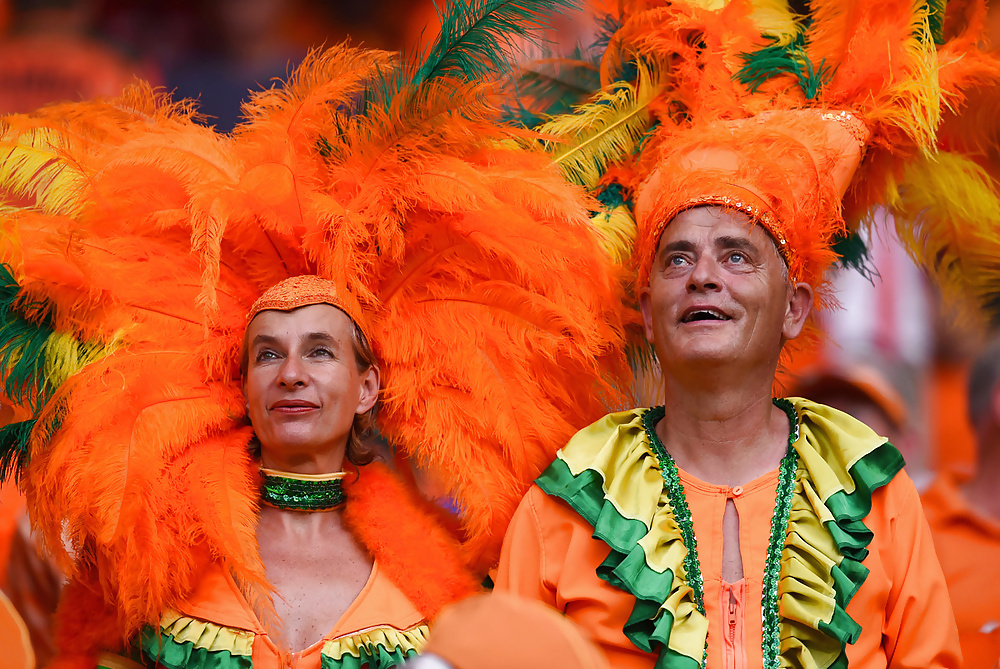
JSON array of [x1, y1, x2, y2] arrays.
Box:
[[246, 275, 368, 335]]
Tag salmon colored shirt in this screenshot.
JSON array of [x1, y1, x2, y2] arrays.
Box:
[[922, 475, 1000, 669], [140, 559, 427, 669], [497, 469, 961, 669]]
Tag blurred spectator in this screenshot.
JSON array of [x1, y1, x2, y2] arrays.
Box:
[[792, 361, 934, 490], [922, 336, 1000, 669], [0, 587, 33, 669], [164, 0, 306, 131], [404, 592, 609, 669], [0, 0, 156, 114]]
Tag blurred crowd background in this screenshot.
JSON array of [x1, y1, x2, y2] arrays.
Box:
[[0, 0, 996, 667]]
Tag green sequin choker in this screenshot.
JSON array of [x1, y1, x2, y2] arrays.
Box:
[[642, 398, 800, 669], [259, 468, 347, 511]]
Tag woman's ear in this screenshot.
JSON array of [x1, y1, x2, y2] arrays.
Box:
[[356, 366, 380, 415]]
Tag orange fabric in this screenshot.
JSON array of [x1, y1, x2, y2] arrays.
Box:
[[922, 475, 1000, 669], [497, 470, 961, 669], [177, 559, 424, 669], [681, 469, 778, 669], [424, 592, 609, 669]]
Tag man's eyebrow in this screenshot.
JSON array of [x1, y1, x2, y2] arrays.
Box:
[[715, 236, 759, 252], [659, 240, 697, 258]]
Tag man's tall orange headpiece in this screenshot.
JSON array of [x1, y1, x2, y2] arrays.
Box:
[[529, 0, 1000, 352]]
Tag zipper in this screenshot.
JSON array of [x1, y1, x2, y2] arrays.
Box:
[[729, 595, 737, 646]]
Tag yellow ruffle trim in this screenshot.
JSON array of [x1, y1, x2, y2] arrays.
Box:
[[321, 624, 429, 661], [778, 399, 895, 669], [159, 610, 255, 657], [555, 409, 708, 663]]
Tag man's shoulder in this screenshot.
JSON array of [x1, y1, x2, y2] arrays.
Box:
[[547, 407, 655, 482]]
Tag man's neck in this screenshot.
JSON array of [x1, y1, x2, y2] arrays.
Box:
[[656, 371, 791, 487]]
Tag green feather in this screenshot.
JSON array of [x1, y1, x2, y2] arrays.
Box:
[[0, 264, 56, 412], [735, 32, 834, 100], [364, 0, 579, 114], [0, 264, 112, 481], [416, 0, 580, 84], [0, 419, 36, 482], [832, 229, 874, 278], [926, 0, 946, 45], [591, 13, 620, 52]]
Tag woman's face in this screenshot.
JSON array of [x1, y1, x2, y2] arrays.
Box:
[[244, 304, 378, 469]]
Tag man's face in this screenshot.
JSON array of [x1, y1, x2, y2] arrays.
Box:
[[639, 206, 809, 372], [244, 304, 377, 464]]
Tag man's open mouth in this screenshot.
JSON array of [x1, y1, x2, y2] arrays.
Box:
[[681, 308, 732, 323]]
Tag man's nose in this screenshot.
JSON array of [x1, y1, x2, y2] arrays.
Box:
[[687, 255, 721, 291]]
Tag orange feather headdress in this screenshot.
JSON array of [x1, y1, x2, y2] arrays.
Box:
[[527, 0, 1000, 358], [0, 0, 628, 650]]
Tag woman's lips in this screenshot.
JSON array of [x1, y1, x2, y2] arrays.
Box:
[[270, 401, 318, 414]]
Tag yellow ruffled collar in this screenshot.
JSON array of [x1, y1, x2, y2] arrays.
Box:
[[537, 398, 903, 669]]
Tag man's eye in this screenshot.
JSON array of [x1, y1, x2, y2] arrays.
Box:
[[668, 255, 688, 266], [728, 252, 746, 263]]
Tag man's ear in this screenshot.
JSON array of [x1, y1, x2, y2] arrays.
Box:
[[356, 366, 380, 415], [639, 287, 656, 344], [782, 282, 814, 341]]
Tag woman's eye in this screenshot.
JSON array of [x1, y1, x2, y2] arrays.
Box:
[[311, 348, 333, 358], [255, 350, 277, 362]]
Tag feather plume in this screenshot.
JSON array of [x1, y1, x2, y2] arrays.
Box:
[[1, 31, 631, 652], [889, 151, 1000, 328], [543, 61, 660, 189]]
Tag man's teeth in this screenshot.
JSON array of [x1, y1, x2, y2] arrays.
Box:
[[684, 309, 728, 322]]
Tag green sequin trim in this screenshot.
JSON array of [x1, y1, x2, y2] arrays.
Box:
[[641, 399, 799, 669], [260, 471, 346, 511]]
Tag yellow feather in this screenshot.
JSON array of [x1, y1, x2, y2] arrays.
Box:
[[43, 332, 121, 390], [542, 62, 660, 189], [590, 204, 636, 266], [889, 151, 1000, 328], [0, 128, 88, 215], [749, 0, 802, 45]]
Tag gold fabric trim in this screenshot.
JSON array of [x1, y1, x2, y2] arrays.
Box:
[[322, 623, 429, 661], [159, 610, 255, 656]]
